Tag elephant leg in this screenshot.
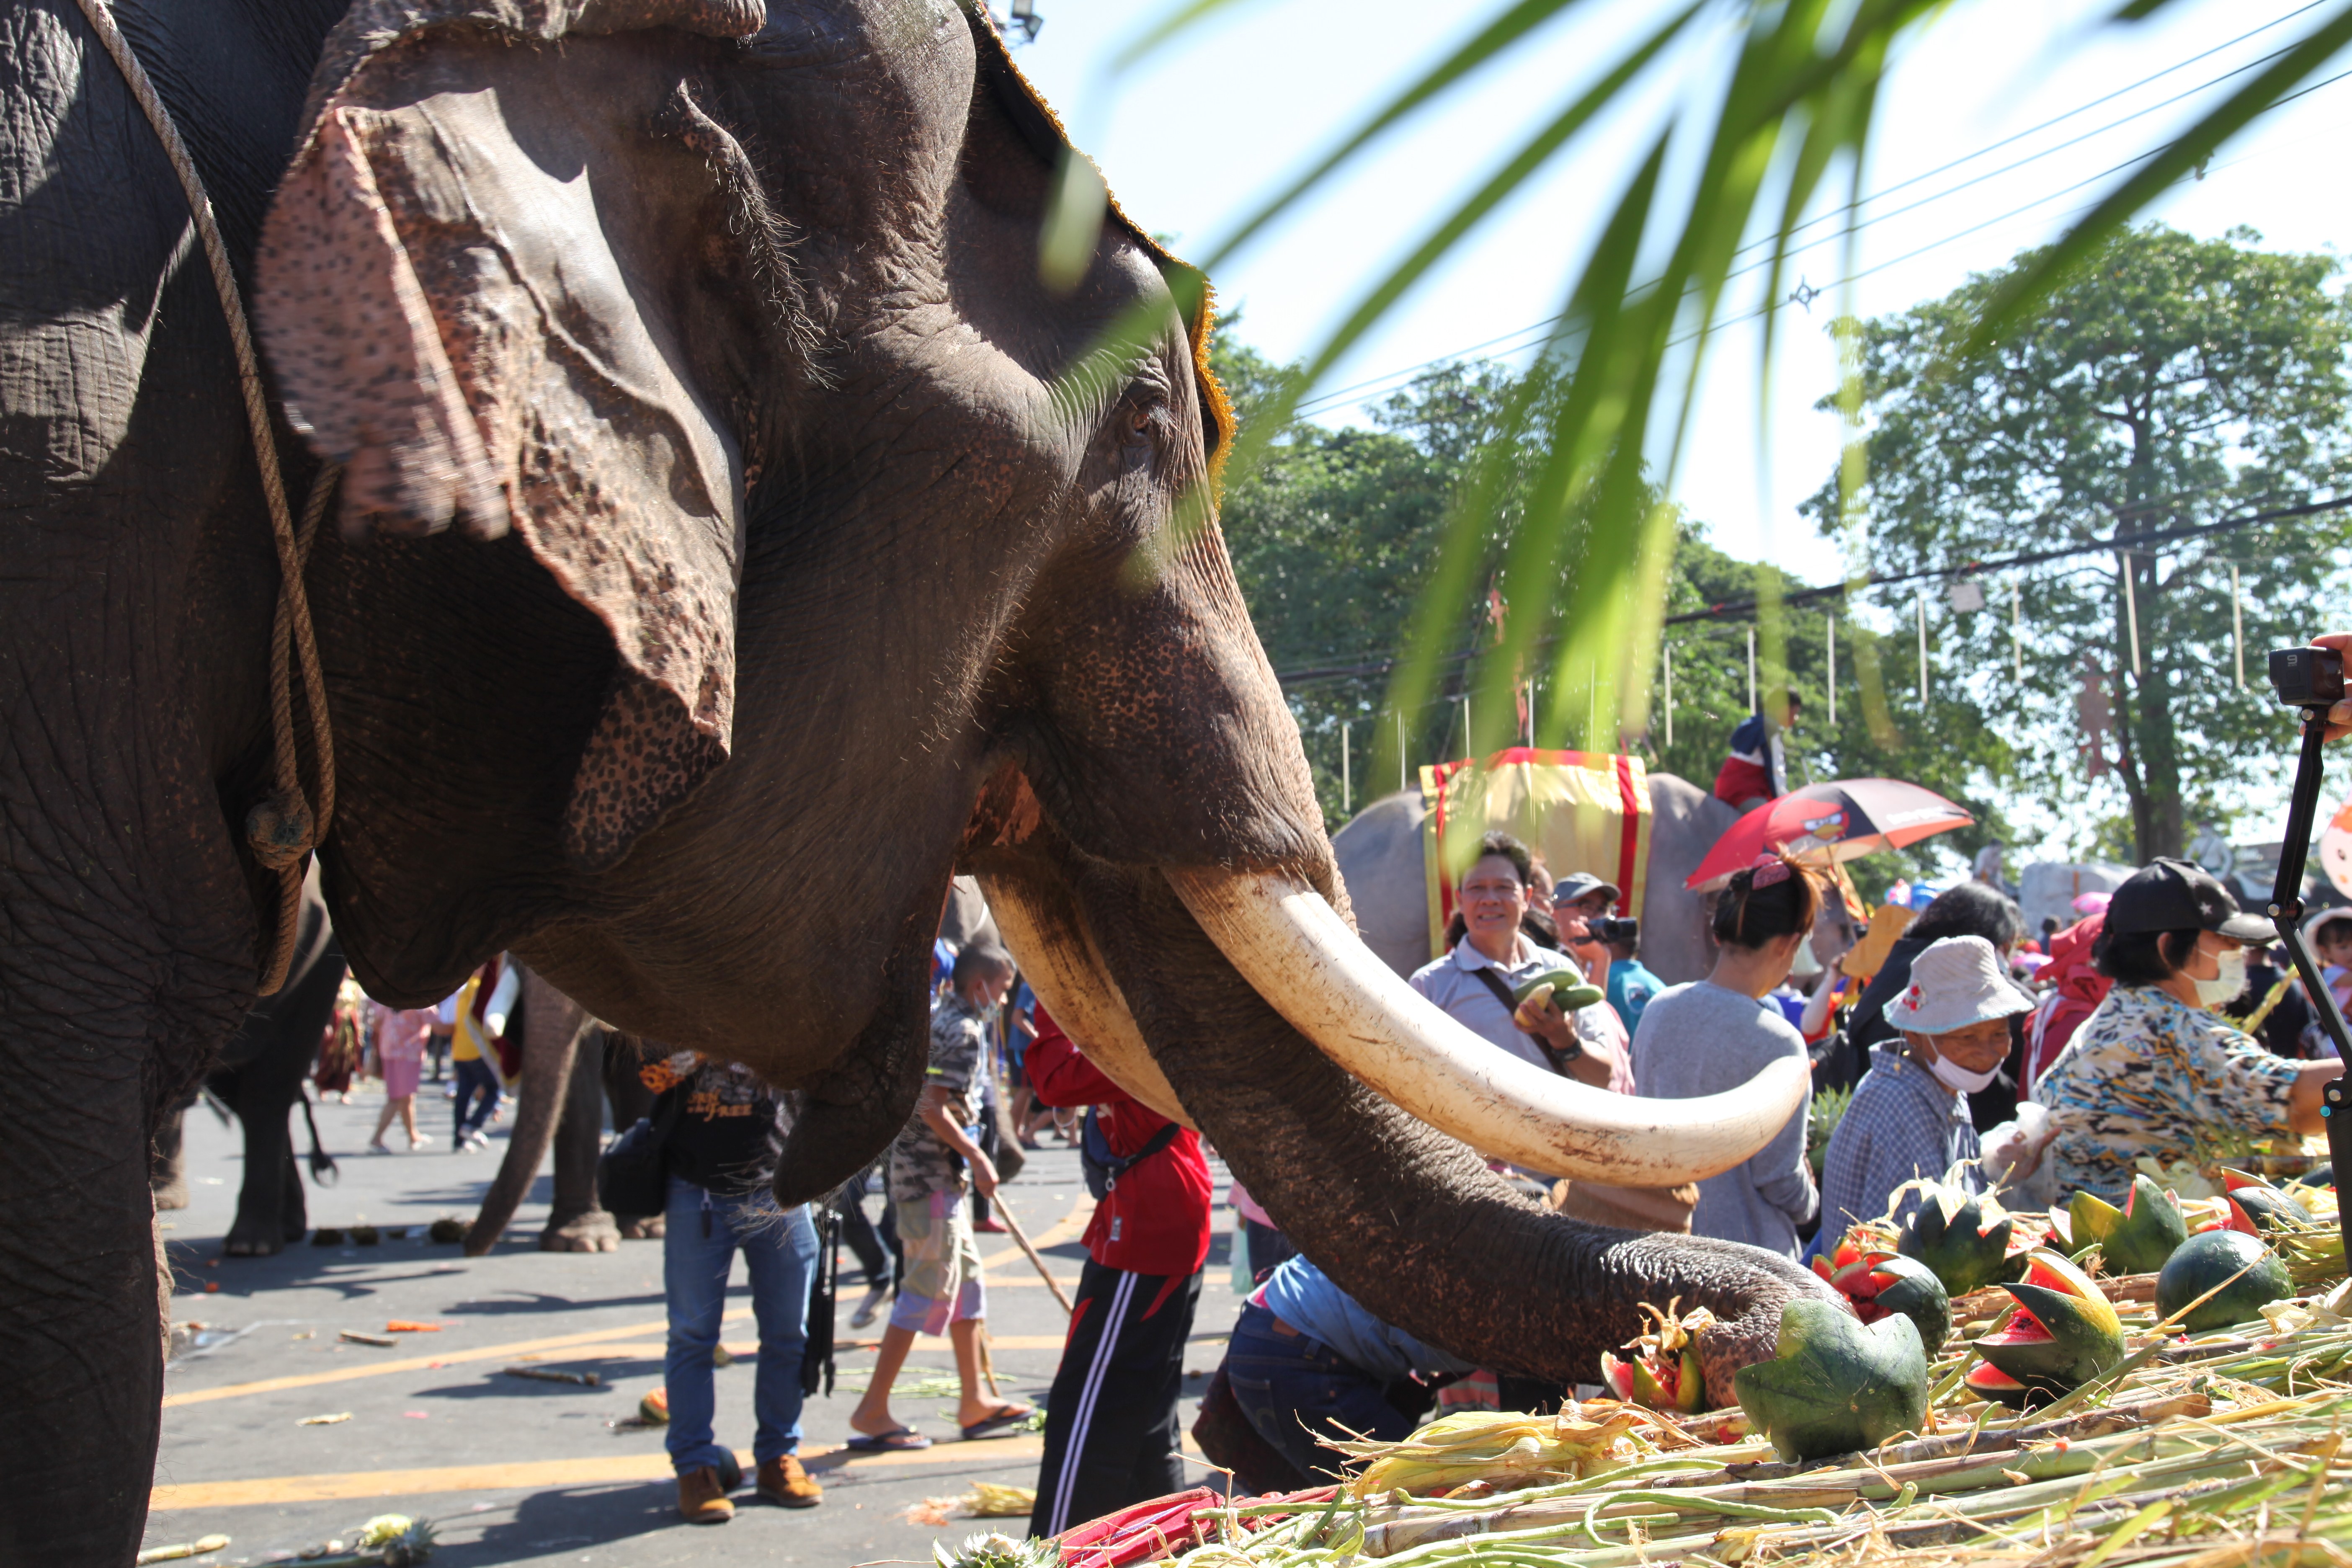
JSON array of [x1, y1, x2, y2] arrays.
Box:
[[221, 1065, 298, 1257], [152, 1102, 192, 1212], [541, 1028, 619, 1253], [600, 1037, 665, 1238], [279, 1135, 309, 1242]]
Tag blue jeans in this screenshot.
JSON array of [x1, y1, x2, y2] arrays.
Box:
[[663, 1177, 818, 1474], [1225, 1303, 1414, 1481], [450, 1057, 499, 1142]]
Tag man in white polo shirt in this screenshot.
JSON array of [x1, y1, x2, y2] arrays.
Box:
[[1408, 831, 1630, 1093]]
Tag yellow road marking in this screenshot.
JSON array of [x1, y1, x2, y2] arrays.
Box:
[[978, 1197, 1093, 1271], [150, 1437, 1050, 1511], [160, 1313, 743, 1408]]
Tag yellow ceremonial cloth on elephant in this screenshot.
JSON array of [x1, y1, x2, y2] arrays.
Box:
[[1420, 747, 1652, 961]]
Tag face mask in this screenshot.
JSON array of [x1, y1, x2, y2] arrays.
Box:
[[1924, 1051, 2001, 1095], [2192, 946, 2249, 1009]]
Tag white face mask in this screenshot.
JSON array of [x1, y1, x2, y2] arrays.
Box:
[[2192, 946, 2249, 1009], [1925, 1051, 2001, 1095]]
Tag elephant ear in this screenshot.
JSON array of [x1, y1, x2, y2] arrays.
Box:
[[255, 0, 775, 871]]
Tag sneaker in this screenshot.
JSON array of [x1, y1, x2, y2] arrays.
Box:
[[756, 1455, 822, 1509], [676, 1462, 738, 1524], [848, 1285, 888, 1330]]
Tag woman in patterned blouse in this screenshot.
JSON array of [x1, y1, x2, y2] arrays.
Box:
[[2039, 859, 2342, 1202]]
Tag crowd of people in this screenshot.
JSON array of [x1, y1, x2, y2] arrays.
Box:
[[301, 704, 2352, 1534]]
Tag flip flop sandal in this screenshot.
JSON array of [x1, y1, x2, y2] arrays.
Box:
[[844, 1428, 931, 1452], [960, 1407, 1033, 1441]]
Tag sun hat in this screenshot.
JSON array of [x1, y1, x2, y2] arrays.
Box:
[[1552, 871, 1621, 907], [1885, 936, 2035, 1035], [2303, 906, 2352, 946], [2106, 858, 2275, 942]]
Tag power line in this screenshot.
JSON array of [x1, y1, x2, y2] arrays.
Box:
[[1286, 10, 2347, 418], [1268, 490, 2352, 689]]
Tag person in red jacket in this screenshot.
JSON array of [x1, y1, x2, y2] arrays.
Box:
[[2025, 913, 2112, 1092], [1025, 1001, 1214, 1538]]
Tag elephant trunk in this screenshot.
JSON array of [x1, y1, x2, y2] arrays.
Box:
[[466, 967, 584, 1255], [978, 839, 1837, 1403]]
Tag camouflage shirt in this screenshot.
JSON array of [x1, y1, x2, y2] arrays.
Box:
[[2039, 983, 2301, 1202], [888, 993, 988, 1203]]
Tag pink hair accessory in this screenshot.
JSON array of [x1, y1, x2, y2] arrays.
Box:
[[1749, 855, 1791, 888]]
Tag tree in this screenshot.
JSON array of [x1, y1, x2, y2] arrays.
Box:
[[1807, 225, 2352, 862], [1216, 333, 2019, 884]]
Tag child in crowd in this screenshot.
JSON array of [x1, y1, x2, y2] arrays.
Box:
[[848, 946, 1031, 1450]]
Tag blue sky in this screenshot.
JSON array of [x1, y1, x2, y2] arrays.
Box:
[[1008, 0, 2352, 588]]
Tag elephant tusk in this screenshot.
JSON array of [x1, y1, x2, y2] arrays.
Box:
[[977, 871, 1198, 1131], [1167, 867, 1806, 1186]]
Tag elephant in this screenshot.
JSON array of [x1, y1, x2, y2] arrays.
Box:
[[150, 880, 349, 1256], [3, 2, 1831, 1558], [466, 967, 663, 1253], [1336, 776, 1743, 985], [1335, 778, 1864, 987]]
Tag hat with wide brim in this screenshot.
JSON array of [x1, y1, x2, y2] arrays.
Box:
[[1885, 935, 2035, 1036], [2304, 906, 2352, 946]]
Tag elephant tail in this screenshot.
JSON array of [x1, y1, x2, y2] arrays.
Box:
[[297, 1087, 338, 1187]]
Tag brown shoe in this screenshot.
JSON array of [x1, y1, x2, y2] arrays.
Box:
[[677, 1465, 736, 1524], [758, 1454, 823, 1508]]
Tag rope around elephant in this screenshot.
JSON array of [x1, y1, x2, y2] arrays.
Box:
[[71, 0, 341, 995]]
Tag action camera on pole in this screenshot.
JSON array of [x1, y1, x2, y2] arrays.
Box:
[[2262, 645, 2352, 1245]]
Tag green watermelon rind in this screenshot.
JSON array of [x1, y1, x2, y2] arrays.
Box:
[[2154, 1230, 2293, 1334], [1734, 1301, 1929, 1463], [1971, 1282, 2126, 1392], [2102, 1174, 2190, 1276]]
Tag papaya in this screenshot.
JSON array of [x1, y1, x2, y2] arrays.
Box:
[[1972, 1251, 2125, 1398], [1828, 1253, 1952, 1357], [2097, 1175, 2190, 1275], [2155, 1229, 2293, 1333], [1899, 1194, 2024, 1297], [1733, 1300, 1928, 1462]]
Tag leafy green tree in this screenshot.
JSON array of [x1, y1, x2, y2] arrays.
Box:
[[1215, 333, 2017, 876], [1806, 225, 2352, 862]]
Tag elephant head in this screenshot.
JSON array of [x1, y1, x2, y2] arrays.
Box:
[[253, 0, 1831, 1396]]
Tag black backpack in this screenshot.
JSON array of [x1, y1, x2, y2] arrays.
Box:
[[1078, 1107, 1179, 1201]]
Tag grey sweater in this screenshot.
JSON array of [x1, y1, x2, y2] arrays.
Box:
[[1629, 980, 1818, 1259]]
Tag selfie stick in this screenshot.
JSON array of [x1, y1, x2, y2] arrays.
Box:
[[2264, 703, 2352, 1237]]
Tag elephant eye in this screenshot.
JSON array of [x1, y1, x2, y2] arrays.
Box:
[[1121, 401, 1158, 442]]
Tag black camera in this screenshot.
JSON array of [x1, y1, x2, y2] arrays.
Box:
[[2268, 645, 2345, 707], [1586, 916, 1639, 946]]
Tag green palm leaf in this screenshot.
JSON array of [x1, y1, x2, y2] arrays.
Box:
[[1116, 0, 2352, 781]]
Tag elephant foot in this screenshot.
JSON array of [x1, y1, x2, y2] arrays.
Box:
[[152, 1177, 190, 1212], [540, 1210, 622, 1253], [619, 1214, 665, 1240], [223, 1219, 287, 1258]]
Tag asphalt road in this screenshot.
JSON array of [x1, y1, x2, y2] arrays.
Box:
[[147, 1082, 1248, 1566]]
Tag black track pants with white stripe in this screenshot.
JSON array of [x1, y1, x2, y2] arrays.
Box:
[[1029, 1259, 1204, 1537]]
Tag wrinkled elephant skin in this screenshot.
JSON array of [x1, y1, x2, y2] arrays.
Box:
[[1, 3, 1830, 1559]]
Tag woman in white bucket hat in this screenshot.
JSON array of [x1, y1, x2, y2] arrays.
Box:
[[1812, 935, 2032, 1253]]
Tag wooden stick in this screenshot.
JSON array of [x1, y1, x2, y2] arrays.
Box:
[[996, 1202, 1074, 1315]]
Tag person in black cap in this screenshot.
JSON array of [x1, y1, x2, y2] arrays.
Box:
[[2036, 857, 2344, 1202]]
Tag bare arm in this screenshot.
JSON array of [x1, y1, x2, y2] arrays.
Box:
[[2286, 1058, 2346, 1135], [918, 1085, 998, 1195]]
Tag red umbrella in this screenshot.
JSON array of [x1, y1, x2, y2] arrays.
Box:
[[1683, 779, 1975, 890]]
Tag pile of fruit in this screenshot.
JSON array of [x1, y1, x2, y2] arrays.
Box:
[[984, 1171, 2352, 1568]]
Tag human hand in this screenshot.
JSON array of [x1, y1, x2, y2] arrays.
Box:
[[2314, 633, 2352, 739], [1514, 990, 1573, 1045], [970, 1153, 1000, 1197]]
